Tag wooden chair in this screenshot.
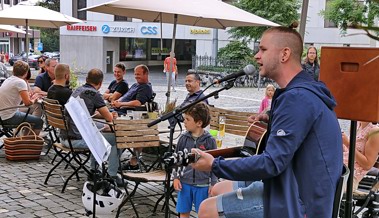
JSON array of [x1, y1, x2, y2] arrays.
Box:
[[42, 98, 91, 193], [114, 119, 175, 218], [209, 106, 253, 136]]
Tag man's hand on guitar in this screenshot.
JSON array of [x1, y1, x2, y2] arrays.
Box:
[[190, 148, 214, 172], [173, 178, 182, 191], [248, 113, 269, 125]]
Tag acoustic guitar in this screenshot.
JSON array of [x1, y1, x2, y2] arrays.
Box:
[[163, 121, 267, 168]]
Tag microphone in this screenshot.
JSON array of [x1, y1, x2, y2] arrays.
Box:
[[213, 64, 256, 84]]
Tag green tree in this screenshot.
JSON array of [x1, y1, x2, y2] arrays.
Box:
[[217, 40, 253, 61], [36, 0, 60, 52], [228, 0, 301, 42], [321, 0, 379, 41]]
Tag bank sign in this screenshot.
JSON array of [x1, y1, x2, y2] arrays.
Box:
[[101, 24, 136, 34], [141, 26, 158, 35]]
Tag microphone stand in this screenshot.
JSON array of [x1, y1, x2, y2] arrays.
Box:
[[148, 80, 235, 218]]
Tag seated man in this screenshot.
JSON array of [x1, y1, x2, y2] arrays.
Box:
[[180, 72, 208, 107], [62, 68, 122, 185], [47, 63, 72, 106], [111, 64, 153, 114], [103, 63, 129, 103], [34, 58, 58, 97], [0, 61, 43, 135]]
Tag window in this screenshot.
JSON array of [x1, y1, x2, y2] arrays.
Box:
[[119, 38, 147, 61], [324, 0, 337, 28], [72, 0, 87, 20], [114, 15, 132, 22]]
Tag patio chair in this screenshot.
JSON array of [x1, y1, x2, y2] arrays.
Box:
[[0, 105, 31, 149], [42, 98, 91, 193], [114, 119, 175, 218]]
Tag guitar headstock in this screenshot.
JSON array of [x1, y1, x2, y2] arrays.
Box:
[[163, 149, 199, 168], [162, 149, 200, 179]]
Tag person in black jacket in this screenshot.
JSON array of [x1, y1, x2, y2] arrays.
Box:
[[302, 46, 320, 81]]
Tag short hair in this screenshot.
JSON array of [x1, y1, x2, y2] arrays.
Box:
[[135, 64, 149, 74], [186, 72, 201, 81], [86, 68, 103, 85], [13, 60, 29, 77], [45, 58, 58, 67], [185, 102, 211, 128], [54, 64, 70, 80], [264, 26, 303, 62], [115, 63, 126, 71]]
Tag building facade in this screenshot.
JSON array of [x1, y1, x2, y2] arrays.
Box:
[[60, 0, 232, 73], [60, 0, 377, 73]]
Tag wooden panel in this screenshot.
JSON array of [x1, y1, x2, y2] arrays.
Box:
[[115, 129, 159, 137], [116, 135, 159, 143], [320, 47, 379, 122], [46, 115, 66, 129], [117, 141, 160, 149]]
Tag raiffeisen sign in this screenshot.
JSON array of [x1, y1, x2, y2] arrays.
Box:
[[67, 25, 97, 31]]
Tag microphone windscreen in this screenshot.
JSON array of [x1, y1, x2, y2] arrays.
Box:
[[244, 64, 256, 75]]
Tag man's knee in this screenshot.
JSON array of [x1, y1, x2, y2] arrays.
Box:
[[198, 197, 218, 218]]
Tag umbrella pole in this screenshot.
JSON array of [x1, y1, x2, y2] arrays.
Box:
[[26, 19, 29, 60], [165, 14, 178, 106], [344, 120, 357, 218]]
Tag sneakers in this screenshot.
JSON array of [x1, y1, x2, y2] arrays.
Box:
[[121, 162, 140, 171]]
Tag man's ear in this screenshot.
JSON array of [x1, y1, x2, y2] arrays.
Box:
[[281, 47, 291, 63]]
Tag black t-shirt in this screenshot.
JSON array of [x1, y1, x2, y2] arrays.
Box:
[[64, 83, 106, 139], [47, 85, 72, 106], [107, 79, 129, 96]]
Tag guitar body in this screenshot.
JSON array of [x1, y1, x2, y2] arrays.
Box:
[[164, 122, 268, 168]]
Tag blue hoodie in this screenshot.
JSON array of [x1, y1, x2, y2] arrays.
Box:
[[212, 71, 343, 218]]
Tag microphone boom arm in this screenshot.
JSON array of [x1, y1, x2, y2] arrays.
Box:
[[147, 80, 235, 127]]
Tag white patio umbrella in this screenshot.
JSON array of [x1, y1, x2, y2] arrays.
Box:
[[82, 0, 279, 105], [0, 4, 82, 59], [0, 25, 26, 34]]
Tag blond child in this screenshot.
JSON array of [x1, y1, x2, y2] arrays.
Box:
[[258, 84, 275, 113]]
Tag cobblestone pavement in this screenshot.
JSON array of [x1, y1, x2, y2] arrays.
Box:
[[0, 65, 351, 217]]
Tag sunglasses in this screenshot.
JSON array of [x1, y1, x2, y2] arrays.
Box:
[[38, 60, 44, 63]]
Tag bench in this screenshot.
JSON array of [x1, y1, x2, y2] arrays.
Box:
[[209, 106, 255, 136]]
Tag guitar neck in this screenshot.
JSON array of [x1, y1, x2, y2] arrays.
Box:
[[187, 146, 243, 164]]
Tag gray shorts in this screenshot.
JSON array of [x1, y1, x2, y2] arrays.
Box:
[[216, 181, 264, 218]]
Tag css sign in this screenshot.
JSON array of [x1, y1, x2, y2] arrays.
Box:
[[141, 26, 158, 35]]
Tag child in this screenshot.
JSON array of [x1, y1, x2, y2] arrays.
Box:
[[259, 84, 275, 113], [173, 102, 217, 217]]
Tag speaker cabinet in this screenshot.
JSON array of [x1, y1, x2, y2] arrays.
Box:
[[319, 47, 379, 122]]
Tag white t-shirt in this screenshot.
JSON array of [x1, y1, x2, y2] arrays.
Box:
[[0, 75, 28, 120]]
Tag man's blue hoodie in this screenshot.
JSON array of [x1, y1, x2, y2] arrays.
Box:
[[212, 71, 343, 218]]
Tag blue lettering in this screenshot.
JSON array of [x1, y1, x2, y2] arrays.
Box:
[[141, 26, 158, 35]]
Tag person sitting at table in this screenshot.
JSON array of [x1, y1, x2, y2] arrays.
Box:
[[342, 121, 379, 191], [34, 58, 58, 97], [103, 63, 129, 103], [180, 72, 208, 107], [111, 64, 153, 115], [0, 60, 43, 135], [47, 63, 72, 106], [62, 68, 123, 186]]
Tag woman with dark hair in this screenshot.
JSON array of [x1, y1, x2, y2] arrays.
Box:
[[37, 55, 48, 74], [302, 46, 320, 81]]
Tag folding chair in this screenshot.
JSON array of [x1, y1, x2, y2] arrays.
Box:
[[114, 119, 175, 218], [332, 164, 350, 218], [42, 99, 91, 193], [0, 105, 31, 149]]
